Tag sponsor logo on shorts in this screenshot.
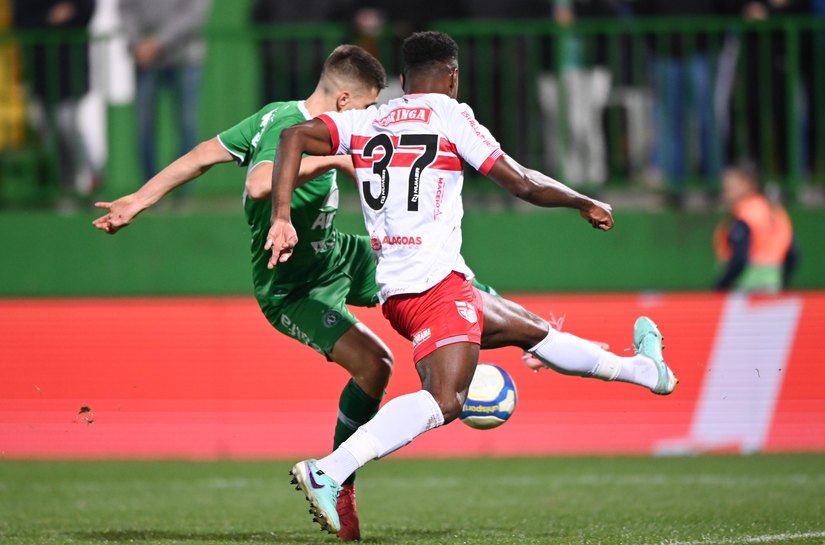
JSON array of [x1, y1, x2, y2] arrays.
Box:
[[280, 314, 323, 353], [323, 310, 342, 328], [455, 301, 478, 324], [412, 327, 432, 349]]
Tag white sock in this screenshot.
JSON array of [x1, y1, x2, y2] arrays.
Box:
[[315, 390, 445, 484], [529, 329, 659, 390]]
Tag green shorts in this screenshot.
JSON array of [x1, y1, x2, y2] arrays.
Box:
[[258, 233, 378, 357]]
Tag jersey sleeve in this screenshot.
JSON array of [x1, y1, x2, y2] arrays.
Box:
[[217, 112, 259, 166], [316, 108, 370, 155], [447, 102, 504, 175]]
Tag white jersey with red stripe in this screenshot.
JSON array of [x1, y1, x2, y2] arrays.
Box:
[[318, 93, 503, 303]]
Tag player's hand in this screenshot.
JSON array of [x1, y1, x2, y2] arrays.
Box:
[[134, 38, 161, 68], [92, 195, 144, 234], [579, 199, 613, 231], [265, 218, 298, 269]]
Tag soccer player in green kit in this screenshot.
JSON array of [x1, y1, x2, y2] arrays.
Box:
[[92, 45, 390, 541]]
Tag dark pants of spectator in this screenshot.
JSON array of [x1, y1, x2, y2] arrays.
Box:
[[652, 54, 721, 196], [136, 64, 201, 186]]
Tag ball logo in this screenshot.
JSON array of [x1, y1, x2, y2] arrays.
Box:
[[460, 363, 517, 430], [323, 310, 342, 328], [455, 301, 478, 324]]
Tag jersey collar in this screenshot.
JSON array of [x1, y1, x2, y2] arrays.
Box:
[[297, 100, 311, 121]]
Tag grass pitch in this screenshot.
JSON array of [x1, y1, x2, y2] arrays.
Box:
[[1, 455, 824, 545]]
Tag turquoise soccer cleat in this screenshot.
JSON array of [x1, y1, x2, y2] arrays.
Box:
[[290, 459, 342, 534], [633, 316, 678, 395]]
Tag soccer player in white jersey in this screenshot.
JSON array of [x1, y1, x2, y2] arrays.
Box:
[[265, 31, 678, 535]]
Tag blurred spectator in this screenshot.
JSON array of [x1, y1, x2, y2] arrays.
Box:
[[538, 0, 626, 187], [637, 0, 724, 207], [13, 0, 99, 202], [1, 0, 25, 152], [344, 6, 388, 63], [374, 0, 466, 34], [460, 0, 547, 19], [460, 0, 548, 174], [249, 0, 337, 103], [327, 0, 467, 102], [345, 7, 402, 102], [814, 3, 825, 182], [713, 163, 798, 292], [726, 0, 813, 182], [335, 0, 467, 65], [120, 0, 211, 197]]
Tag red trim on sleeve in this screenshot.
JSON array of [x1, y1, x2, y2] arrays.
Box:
[[352, 152, 462, 171], [479, 149, 504, 176], [317, 114, 340, 153]]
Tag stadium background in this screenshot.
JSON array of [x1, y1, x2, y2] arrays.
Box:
[[1, 0, 824, 459]]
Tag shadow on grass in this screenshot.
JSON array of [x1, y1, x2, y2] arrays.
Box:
[[70, 529, 323, 543], [70, 527, 457, 543]]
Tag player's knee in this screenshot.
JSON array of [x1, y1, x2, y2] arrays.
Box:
[[432, 392, 464, 424], [522, 317, 551, 347], [349, 346, 393, 396], [484, 295, 549, 349], [506, 306, 551, 347], [367, 347, 393, 384]]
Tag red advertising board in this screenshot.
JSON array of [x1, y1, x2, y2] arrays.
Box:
[[1, 293, 823, 458]]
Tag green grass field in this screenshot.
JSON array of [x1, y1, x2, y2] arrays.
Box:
[[1, 455, 824, 545]]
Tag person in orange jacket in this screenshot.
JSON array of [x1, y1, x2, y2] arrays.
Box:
[[714, 163, 799, 292]]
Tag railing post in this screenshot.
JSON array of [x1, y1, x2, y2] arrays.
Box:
[[816, 22, 825, 190], [786, 22, 802, 202]]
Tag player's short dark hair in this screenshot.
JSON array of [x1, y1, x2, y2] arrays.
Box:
[[402, 31, 459, 74], [322, 45, 387, 91]]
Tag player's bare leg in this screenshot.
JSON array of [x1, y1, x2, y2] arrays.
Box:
[[479, 292, 677, 394], [326, 323, 393, 541], [330, 323, 393, 399], [299, 342, 478, 534], [415, 342, 480, 424], [479, 292, 549, 350]]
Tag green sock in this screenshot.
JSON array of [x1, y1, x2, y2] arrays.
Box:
[[334, 378, 382, 486]]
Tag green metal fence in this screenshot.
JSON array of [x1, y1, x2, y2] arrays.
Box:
[[434, 17, 824, 200], [1, 17, 823, 205]]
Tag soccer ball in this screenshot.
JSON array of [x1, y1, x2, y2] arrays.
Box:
[[459, 363, 517, 430]]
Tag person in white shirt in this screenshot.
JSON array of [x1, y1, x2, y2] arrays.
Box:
[[265, 31, 678, 536]]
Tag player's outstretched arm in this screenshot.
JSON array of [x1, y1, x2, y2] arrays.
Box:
[[300, 155, 356, 183], [487, 154, 614, 231], [245, 155, 354, 200], [266, 119, 334, 268], [92, 138, 233, 234]]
